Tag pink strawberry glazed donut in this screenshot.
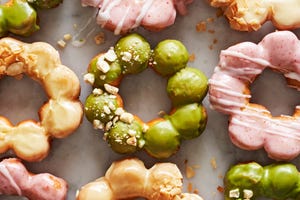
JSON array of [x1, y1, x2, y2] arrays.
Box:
[[0, 158, 67, 200], [81, 0, 193, 35], [209, 31, 300, 161]]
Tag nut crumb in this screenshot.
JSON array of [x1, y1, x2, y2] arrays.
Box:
[[217, 186, 224, 193], [186, 165, 195, 179], [196, 21, 206, 32], [210, 157, 217, 169], [57, 40, 66, 48], [63, 34, 72, 41], [207, 17, 215, 23], [94, 32, 105, 45], [104, 84, 119, 94], [189, 53, 196, 62]]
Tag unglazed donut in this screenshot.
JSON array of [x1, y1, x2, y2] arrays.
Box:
[[81, 0, 193, 35], [0, 37, 83, 161], [208, 0, 300, 31], [209, 31, 300, 161], [0, 0, 63, 37], [224, 162, 300, 200], [0, 158, 67, 200], [84, 33, 208, 159], [76, 158, 203, 200]]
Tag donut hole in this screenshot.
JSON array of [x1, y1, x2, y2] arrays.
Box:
[[119, 68, 171, 122], [250, 68, 300, 117], [0, 76, 47, 125]]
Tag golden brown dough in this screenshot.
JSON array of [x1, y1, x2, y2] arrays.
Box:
[[76, 158, 204, 200], [0, 37, 83, 162], [208, 0, 300, 31]]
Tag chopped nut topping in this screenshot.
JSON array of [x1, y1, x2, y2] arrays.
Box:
[[115, 107, 125, 116], [128, 129, 137, 136], [112, 116, 119, 124], [138, 139, 145, 148], [103, 105, 111, 115], [94, 32, 105, 45], [142, 124, 149, 132], [96, 57, 110, 73], [7, 62, 24, 76], [92, 88, 103, 95], [229, 189, 240, 198], [196, 21, 206, 32], [121, 51, 132, 62], [63, 34, 72, 41], [105, 49, 117, 62], [186, 165, 195, 179], [57, 40, 66, 48], [100, 75, 106, 80], [93, 119, 104, 130], [120, 112, 134, 124], [210, 157, 217, 169], [126, 136, 137, 146], [243, 189, 253, 199], [108, 102, 116, 111], [83, 73, 95, 85], [105, 121, 113, 131], [104, 84, 119, 94]]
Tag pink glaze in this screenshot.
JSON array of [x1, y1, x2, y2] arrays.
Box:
[[81, 0, 193, 34], [209, 31, 300, 161], [0, 158, 67, 200]]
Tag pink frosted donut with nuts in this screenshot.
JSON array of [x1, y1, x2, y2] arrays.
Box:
[[81, 0, 193, 34], [209, 31, 300, 161], [0, 158, 67, 200]]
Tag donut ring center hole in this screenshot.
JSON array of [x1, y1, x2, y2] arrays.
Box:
[[119, 68, 171, 122], [250, 68, 300, 117], [0, 76, 47, 125]]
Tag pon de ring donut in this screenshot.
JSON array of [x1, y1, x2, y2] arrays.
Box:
[[84, 33, 208, 159], [0, 37, 83, 162], [209, 31, 300, 161]]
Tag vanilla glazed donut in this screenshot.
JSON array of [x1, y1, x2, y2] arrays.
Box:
[[208, 0, 300, 31], [84, 33, 208, 159], [76, 157, 204, 200], [0, 158, 67, 200], [209, 31, 300, 161], [80, 0, 193, 35], [0, 37, 83, 162]]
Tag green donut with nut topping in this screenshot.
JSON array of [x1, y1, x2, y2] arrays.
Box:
[[225, 162, 300, 200], [0, 0, 62, 37], [84, 33, 208, 158]]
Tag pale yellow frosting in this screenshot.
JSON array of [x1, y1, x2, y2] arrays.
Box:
[[76, 158, 204, 200], [0, 38, 83, 162], [208, 0, 300, 31]]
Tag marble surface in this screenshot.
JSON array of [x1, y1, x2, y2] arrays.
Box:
[[1, 0, 300, 199]]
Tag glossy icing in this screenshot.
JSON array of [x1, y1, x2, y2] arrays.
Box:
[[209, 31, 300, 160], [0, 38, 83, 161]]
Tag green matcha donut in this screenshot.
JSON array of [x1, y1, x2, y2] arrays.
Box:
[[114, 33, 151, 74], [107, 119, 145, 154], [0, 0, 39, 37], [152, 39, 189, 76], [168, 103, 207, 140], [0, 0, 62, 37], [88, 53, 123, 88], [84, 33, 208, 158], [85, 92, 123, 124], [225, 162, 300, 200], [167, 67, 208, 106], [144, 119, 180, 159]]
